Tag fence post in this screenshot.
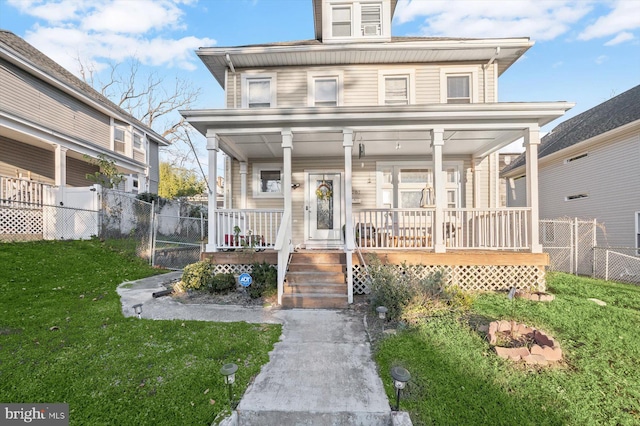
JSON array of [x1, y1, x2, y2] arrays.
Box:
[[200, 211, 205, 255], [605, 249, 609, 281], [150, 201, 156, 267], [573, 217, 579, 275]]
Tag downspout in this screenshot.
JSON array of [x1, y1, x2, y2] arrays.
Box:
[[482, 47, 500, 103]]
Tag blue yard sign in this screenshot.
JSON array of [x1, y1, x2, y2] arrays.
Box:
[[238, 273, 252, 287]]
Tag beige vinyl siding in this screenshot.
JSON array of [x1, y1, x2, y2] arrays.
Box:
[[507, 176, 527, 207], [66, 157, 99, 187], [0, 61, 111, 148], [228, 62, 494, 108], [0, 135, 54, 183], [133, 150, 145, 163], [538, 128, 640, 247]]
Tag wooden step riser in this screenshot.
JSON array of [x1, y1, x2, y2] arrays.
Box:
[[290, 253, 345, 264], [288, 264, 345, 273], [286, 273, 345, 284], [281, 295, 349, 309], [285, 284, 347, 294]]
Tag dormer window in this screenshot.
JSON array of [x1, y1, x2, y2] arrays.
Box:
[[361, 4, 381, 36], [332, 6, 352, 37]]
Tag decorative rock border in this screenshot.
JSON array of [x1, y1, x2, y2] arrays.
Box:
[[515, 290, 555, 302], [488, 320, 562, 366]]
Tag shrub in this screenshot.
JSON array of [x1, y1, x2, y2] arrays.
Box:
[[367, 259, 416, 321], [181, 261, 215, 290], [248, 261, 277, 299], [208, 273, 236, 294]]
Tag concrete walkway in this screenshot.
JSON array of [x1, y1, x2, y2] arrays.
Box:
[[117, 274, 412, 426]]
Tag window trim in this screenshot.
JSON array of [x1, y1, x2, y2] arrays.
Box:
[[133, 132, 145, 152], [252, 163, 284, 198], [330, 4, 352, 38], [241, 73, 277, 108], [360, 3, 382, 36], [307, 71, 344, 107], [440, 67, 479, 104], [113, 124, 128, 155], [378, 70, 415, 106]]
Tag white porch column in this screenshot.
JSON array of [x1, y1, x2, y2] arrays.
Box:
[[281, 130, 293, 240], [239, 161, 248, 209], [343, 129, 354, 304], [431, 128, 446, 253], [206, 132, 219, 252], [472, 157, 483, 208], [525, 126, 542, 253], [54, 145, 68, 187]]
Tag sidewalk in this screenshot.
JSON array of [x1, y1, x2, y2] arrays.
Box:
[[117, 274, 412, 426]]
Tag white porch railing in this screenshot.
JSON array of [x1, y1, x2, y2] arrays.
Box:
[[274, 210, 292, 305], [353, 207, 531, 250], [0, 176, 51, 206], [213, 209, 283, 250], [353, 208, 435, 249], [444, 208, 531, 249]]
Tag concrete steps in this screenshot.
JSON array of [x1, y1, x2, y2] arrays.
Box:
[[233, 410, 392, 425], [282, 251, 348, 309]]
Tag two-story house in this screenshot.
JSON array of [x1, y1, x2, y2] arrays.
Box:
[[0, 30, 169, 207], [182, 0, 573, 307]]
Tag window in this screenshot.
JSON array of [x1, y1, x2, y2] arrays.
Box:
[[446, 75, 471, 104], [566, 193, 588, 201], [114, 127, 126, 154], [242, 74, 276, 108], [253, 164, 283, 198], [361, 4, 381, 36], [332, 6, 351, 37], [565, 153, 588, 163], [133, 133, 143, 150], [440, 67, 478, 104], [308, 72, 343, 107], [379, 70, 414, 105]]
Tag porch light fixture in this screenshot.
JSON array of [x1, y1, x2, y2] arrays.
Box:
[[291, 183, 301, 189], [132, 303, 143, 319], [220, 363, 238, 409], [390, 366, 411, 411]]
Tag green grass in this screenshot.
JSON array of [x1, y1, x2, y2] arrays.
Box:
[[0, 240, 281, 425], [375, 272, 640, 425]]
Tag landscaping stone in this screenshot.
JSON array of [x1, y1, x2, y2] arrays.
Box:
[[497, 320, 512, 332], [531, 345, 563, 362], [524, 354, 549, 366], [515, 290, 555, 302], [534, 330, 555, 347], [487, 320, 563, 365], [588, 298, 607, 306]]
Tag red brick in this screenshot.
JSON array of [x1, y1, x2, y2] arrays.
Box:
[[495, 346, 530, 361], [531, 345, 563, 362]]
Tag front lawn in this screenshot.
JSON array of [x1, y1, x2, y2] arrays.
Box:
[[0, 240, 281, 425], [375, 273, 640, 425]]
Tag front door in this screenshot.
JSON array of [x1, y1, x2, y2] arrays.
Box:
[[306, 172, 342, 247]]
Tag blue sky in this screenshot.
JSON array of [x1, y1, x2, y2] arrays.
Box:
[[1, 0, 639, 164]]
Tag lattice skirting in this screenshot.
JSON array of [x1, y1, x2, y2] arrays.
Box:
[[213, 264, 254, 275], [0, 207, 42, 237], [352, 264, 546, 295]]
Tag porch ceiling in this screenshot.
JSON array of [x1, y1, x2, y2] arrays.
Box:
[[183, 102, 574, 161]]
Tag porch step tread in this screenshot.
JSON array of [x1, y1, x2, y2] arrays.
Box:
[[285, 283, 347, 294], [289, 252, 345, 264], [286, 271, 346, 284], [281, 293, 349, 309], [288, 263, 345, 272]]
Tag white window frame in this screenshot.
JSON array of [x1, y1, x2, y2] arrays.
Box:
[[307, 71, 344, 107], [253, 163, 283, 198], [378, 70, 415, 106], [376, 161, 461, 208], [331, 4, 352, 38], [133, 132, 145, 152], [360, 3, 382, 36], [241, 73, 277, 108], [440, 67, 479, 104], [113, 124, 128, 155]]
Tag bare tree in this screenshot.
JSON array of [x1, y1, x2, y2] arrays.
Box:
[[77, 57, 204, 171]]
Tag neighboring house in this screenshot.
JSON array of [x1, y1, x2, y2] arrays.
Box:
[[0, 30, 170, 206], [502, 84, 640, 249], [182, 0, 573, 307]]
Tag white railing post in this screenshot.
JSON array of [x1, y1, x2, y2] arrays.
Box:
[[432, 128, 446, 253]]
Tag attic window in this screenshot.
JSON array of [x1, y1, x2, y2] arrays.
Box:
[[332, 6, 352, 37], [565, 153, 588, 163], [566, 194, 588, 201], [361, 4, 381, 36]]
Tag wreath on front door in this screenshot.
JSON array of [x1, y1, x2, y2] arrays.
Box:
[[315, 181, 333, 200]]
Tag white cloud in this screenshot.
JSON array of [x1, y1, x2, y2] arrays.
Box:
[[603, 31, 635, 46], [552, 61, 563, 68], [395, 0, 594, 41], [578, 0, 640, 42], [8, 0, 215, 74], [595, 55, 608, 65]]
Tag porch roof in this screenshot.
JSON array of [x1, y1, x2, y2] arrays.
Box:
[[181, 102, 573, 161]]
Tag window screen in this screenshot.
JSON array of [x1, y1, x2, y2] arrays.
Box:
[[385, 77, 408, 105], [447, 75, 470, 103], [248, 79, 271, 108]]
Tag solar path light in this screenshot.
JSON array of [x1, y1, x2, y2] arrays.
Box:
[[132, 304, 143, 319], [391, 366, 411, 411], [220, 363, 238, 409]]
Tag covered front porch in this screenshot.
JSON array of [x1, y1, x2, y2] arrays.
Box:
[[184, 103, 571, 305]]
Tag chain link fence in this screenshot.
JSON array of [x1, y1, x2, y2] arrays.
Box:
[[151, 213, 207, 270], [541, 217, 639, 285]]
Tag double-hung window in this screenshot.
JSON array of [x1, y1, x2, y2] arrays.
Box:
[[379, 70, 414, 105], [242, 74, 276, 108], [133, 133, 143, 151], [361, 4, 381, 36], [114, 126, 126, 154], [308, 71, 343, 107], [440, 67, 478, 104], [332, 6, 352, 37]]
